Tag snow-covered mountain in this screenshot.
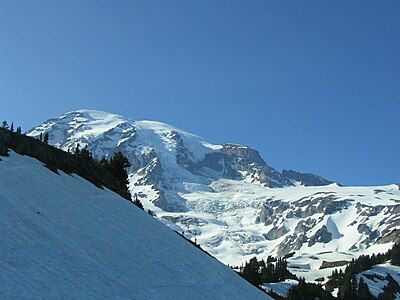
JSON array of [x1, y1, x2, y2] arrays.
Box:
[[28, 109, 400, 282], [0, 151, 267, 299]]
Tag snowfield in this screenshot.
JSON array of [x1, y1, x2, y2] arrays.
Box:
[[27, 110, 400, 283], [0, 152, 269, 299]]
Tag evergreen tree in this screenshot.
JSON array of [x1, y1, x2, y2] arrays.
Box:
[[390, 243, 400, 266], [39, 132, 43, 142], [326, 247, 395, 295], [133, 194, 144, 210], [10, 122, 14, 132], [43, 132, 49, 144], [378, 274, 400, 300], [99, 152, 132, 200], [78, 145, 93, 160], [287, 277, 334, 300], [287, 277, 309, 300], [108, 151, 131, 185], [242, 257, 262, 286], [16, 126, 22, 134], [2, 120, 9, 129], [99, 156, 108, 167], [242, 255, 294, 284], [74, 143, 81, 156], [358, 277, 375, 300], [338, 275, 358, 299]]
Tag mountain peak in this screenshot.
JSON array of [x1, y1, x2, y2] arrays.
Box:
[[63, 109, 127, 121]]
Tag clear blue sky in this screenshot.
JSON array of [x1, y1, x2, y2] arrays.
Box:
[[1, 1, 399, 185]]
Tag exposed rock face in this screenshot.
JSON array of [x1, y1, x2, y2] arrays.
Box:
[[135, 157, 164, 186], [195, 151, 240, 179], [282, 169, 335, 186], [295, 218, 317, 234], [276, 234, 308, 257], [357, 224, 379, 246], [377, 229, 400, 244], [169, 131, 196, 172], [257, 200, 290, 226], [221, 144, 266, 166], [257, 203, 274, 225], [272, 201, 290, 214], [196, 152, 225, 172], [293, 195, 348, 218], [353, 202, 400, 246], [358, 224, 372, 235], [320, 260, 349, 269], [94, 122, 138, 157], [220, 144, 292, 187], [264, 226, 288, 240], [356, 203, 385, 216], [188, 143, 296, 187], [308, 226, 332, 246], [324, 199, 349, 214]]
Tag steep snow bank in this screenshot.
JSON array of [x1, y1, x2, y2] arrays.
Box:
[[0, 152, 268, 299]]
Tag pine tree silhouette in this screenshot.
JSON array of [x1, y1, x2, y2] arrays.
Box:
[[43, 132, 49, 144]]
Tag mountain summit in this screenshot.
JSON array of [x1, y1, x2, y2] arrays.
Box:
[[28, 110, 400, 282], [27, 109, 335, 211]]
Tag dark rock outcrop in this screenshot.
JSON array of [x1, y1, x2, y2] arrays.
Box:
[[221, 144, 266, 166], [264, 226, 288, 240], [277, 233, 308, 257], [295, 218, 317, 234], [282, 169, 335, 186], [377, 229, 400, 244], [308, 226, 332, 246], [168, 131, 196, 172], [257, 203, 274, 224], [135, 157, 164, 186], [220, 144, 292, 187], [257, 200, 290, 225], [293, 196, 347, 218], [319, 260, 349, 269]]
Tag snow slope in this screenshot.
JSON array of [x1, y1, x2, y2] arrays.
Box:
[[0, 151, 268, 299], [359, 263, 400, 297], [27, 110, 400, 282], [262, 279, 298, 297]]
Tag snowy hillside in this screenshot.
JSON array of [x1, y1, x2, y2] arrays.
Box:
[[358, 263, 400, 298], [0, 151, 268, 299], [28, 110, 400, 281]]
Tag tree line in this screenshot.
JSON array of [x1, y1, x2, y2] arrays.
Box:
[[72, 143, 144, 210], [326, 243, 400, 300], [238, 243, 400, 299], [239, 256, 296, 286], [2, 120, 22, 134], [1, 121, 144, 210]]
